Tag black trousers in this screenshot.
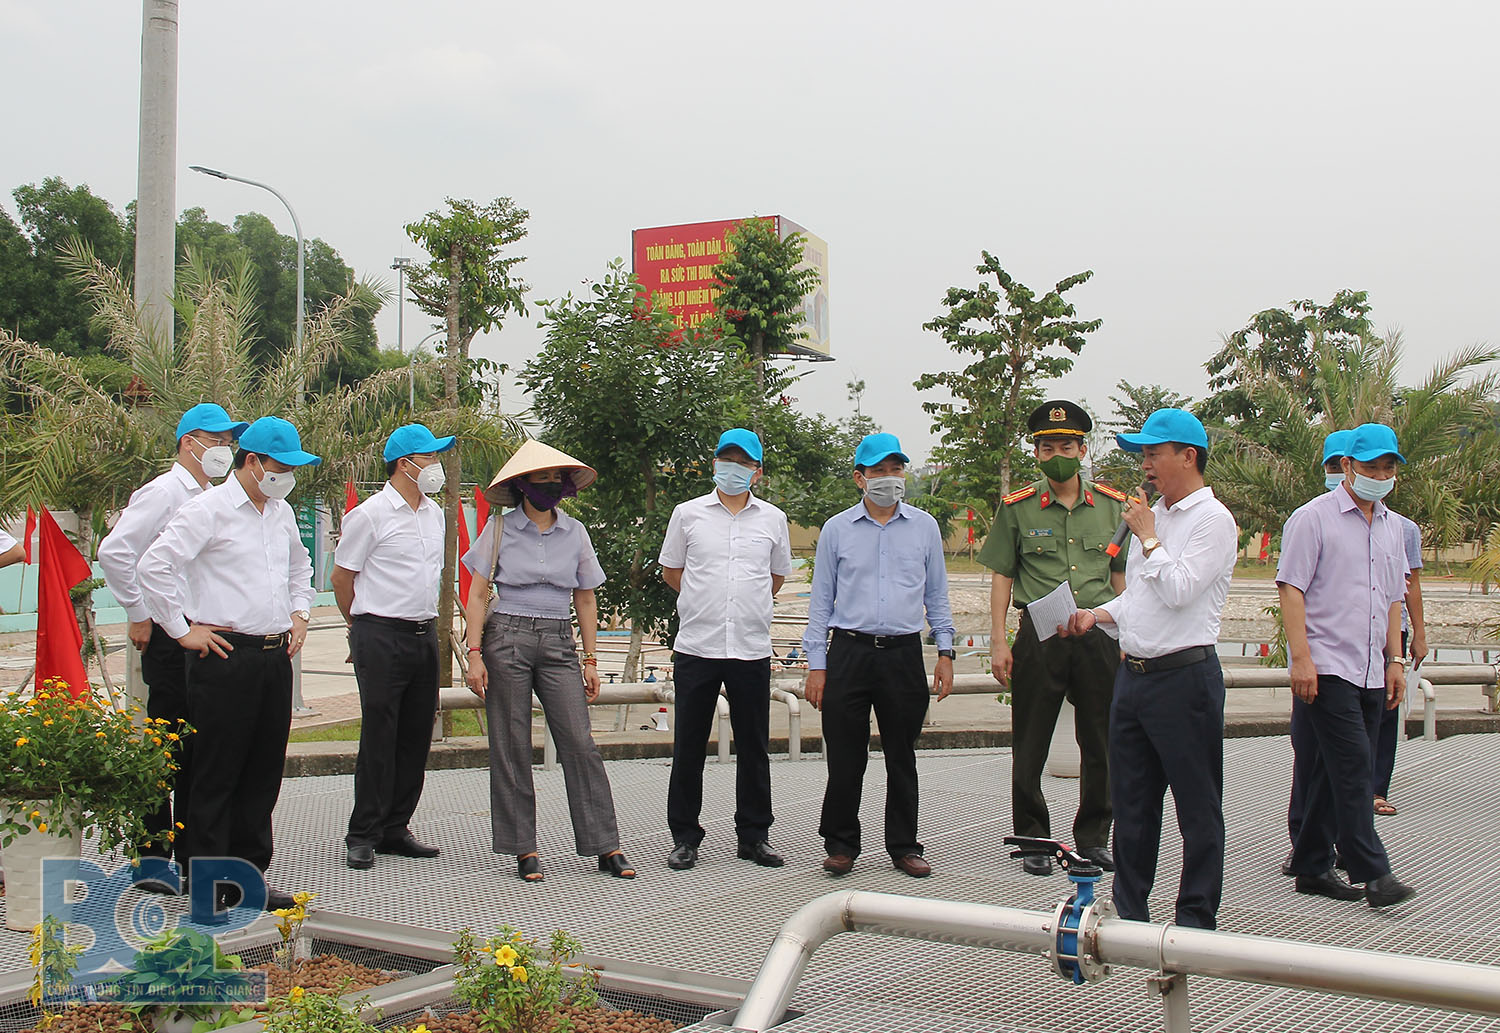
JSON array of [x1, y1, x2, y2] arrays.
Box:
[[140, 623, 192, 862], [182, 638, 292, 874], [1109, 653, 1225, 929], [346, 617, 440, 848], [667, 654, 774, 848], [1289, 675, 1391, 884], [818, 633, 929, 860], [1009, 609, 1116, 848], [1373, 630, 1408, 800]]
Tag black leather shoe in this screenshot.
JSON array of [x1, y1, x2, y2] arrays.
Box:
[[346, 845, 374, 870], [265, 888, 298, 911], [1295, 869, 1363, 901], [377, 833, 439, 858], [1022, 855, 1053, 877], [1365, 873, 1416, 908], [1280, 849, 1295, 877], [1077, 846, 1114, 872], [667, 843, 698, 870], [737, 842, 785, 867]]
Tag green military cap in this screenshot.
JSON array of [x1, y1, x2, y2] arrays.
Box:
[[1027, 399, 1091, 441]]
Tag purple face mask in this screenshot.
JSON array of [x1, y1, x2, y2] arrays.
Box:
[[514, 473, 577, 510]]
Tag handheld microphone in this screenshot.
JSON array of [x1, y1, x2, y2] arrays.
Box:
[[1105, 481, 1155, 557]]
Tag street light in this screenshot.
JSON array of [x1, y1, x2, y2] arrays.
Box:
[[410, 329, 446, 411], [189, 164, 305, 401], [391, 256, 413, 354]]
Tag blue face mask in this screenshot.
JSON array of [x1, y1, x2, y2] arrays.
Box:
[[1325, 473, 1345, 491], [1351, 472, 1396, 502], [713, 459, 756, 496]]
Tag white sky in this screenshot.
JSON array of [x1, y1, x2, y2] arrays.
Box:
[[3, 0, 1495, 461]]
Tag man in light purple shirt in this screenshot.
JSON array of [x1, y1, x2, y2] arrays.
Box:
[[1277, 422, 1415, 909]]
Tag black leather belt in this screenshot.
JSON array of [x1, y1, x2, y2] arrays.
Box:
[[833, 628, 921, 649], [220, 631, 291, 651], [1124, 645, 1213, 674], [354, 614, 435, 634]]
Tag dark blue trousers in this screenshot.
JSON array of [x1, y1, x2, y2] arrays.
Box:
[[1109, 654, 1225, 929], [1288, 675, 1391, 884]]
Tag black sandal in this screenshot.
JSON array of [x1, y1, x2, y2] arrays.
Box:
[[517, 854, 543, 882], [598, 851, 636, 879]]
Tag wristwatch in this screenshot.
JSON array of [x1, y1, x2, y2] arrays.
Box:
[[1387, 657, 1408, 670], [292, 609, 311, 622], [937, 649, 956, 660], [1141, 536, 1161, 555]]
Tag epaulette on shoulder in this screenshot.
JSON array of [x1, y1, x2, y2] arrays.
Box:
[[1093, 482, 1129, 503], [1002, 486, 1037, 506]]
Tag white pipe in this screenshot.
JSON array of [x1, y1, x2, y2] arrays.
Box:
[[732, 890, 1500, 1032], [1420, 678, 1437, 741], [770, 687, 801, 762], [717, 693, 731, 763]]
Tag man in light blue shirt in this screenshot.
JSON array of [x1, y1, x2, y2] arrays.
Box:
[[803, 433, 954, 878]]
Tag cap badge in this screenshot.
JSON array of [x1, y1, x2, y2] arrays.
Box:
[[1050, 407, 1067, 423]]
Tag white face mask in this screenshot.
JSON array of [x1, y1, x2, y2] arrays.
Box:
[[863, 475, 906, 507], [1325, 473, 1345, 491], [187, 437, 234, 479], [255, 461, 297, 500], [1351, 472, 1396, 502], [407, 459, 445, 495]]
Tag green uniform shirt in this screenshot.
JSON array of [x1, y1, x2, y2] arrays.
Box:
[[977, 478, 1127, 608]]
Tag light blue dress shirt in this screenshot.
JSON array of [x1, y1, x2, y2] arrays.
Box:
[[801, 501, 955, 670]]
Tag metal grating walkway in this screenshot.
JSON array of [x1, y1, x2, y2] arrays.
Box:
[[3, 735, 1499, 1031]]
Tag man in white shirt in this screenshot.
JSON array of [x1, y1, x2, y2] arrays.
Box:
[[658, 429, 793, 871], [139, 416, 320, 920], [1064, 409, 1237, 929], [97, 403, 247, 885], [332, 424, 453, 871], [0, 527, 24, 568]]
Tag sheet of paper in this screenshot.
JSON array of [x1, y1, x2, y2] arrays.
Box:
[[1027, 580, 1078, 642]]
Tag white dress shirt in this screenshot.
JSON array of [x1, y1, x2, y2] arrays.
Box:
[[334, 482, 443, 620], [98, 463, 205, 623], [138, 473, 315, 639], [659, 490, 793, 660], [1096, 486, 1237, 659]]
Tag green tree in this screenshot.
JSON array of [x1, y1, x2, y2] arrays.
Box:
[[712, 218, 821, 421], [1091, 380, 1194, 489], [916, 252, 1101, 504], [1199, 289, 1372, 428], [520, 259, 763, 677], [405, 196, 531, 685]]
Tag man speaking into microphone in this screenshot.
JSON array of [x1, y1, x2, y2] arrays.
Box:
[[978, 400, 1127, 875]]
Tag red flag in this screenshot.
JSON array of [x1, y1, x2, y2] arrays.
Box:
[[24, 507, 36, 563], [474, 486, 490, 531], [35, 509, 92, 697], [457, 501, 473, 610], [344, 480, 359, 515]]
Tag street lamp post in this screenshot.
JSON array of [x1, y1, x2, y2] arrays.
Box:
[[411, 329, 446, 411], [391, 257, 413, 354], [189, 164, 305, 402]]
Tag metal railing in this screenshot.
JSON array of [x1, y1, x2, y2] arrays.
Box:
[[730, 889, 1500, 1032]]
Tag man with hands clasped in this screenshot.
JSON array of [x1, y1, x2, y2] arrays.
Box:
[[1060, 409, 1236, 930], [802, 433, 954, 879], [1277, 422, 1416, 909]]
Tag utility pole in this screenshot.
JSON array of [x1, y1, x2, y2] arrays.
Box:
[[134, 0, 179, 353], [392, 257, 412, 354]]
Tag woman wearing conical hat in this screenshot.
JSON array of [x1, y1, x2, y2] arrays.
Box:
[[460, 439, 635, 882]]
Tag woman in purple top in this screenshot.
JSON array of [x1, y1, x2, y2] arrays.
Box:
[[461, 440, 634, 882]]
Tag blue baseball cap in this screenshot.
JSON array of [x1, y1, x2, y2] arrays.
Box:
[[1346, 422, 1406, 464], [1115, 408, 1209, 453], [383, 423, 457, 462], [1320, 429, 1352, 466], [238, 416, 322, 466], [854, 432, 909, 468], [715, 428, 763, 463], [175, 403, 249, 442]]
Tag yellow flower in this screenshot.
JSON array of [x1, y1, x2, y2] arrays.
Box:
[[292, 890, 316, 906], [42, 719, 53, 726], [165, 831, 175, 842], [167, 732, 180, 741], [271, 908, 295, 919], [37, 822, 47, 833], [28, 810, 39, 820], [494, 944, 518, 966], [411, 1026, 430, 1033], [289, 986, 305, 1002], [509, 965, 527, 983], [96, 731, 107, 739], [479, 945, 494, 955], [175, 821, 185, 829], [15, 737, 28, 747]]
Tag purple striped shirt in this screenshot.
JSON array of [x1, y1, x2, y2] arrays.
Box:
[[1276, 485, 1406, 688]]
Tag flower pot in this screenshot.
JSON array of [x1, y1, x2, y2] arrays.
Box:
[[1, 800, 83, 931]]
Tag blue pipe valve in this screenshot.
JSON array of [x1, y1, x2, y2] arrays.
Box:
[[1003, 835, 1116, 986]]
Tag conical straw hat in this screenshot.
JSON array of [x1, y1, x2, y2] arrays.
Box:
[[483, 439, 598, 505]]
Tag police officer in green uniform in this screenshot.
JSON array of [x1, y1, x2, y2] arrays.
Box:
[[979, 400, 1127, 875]]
